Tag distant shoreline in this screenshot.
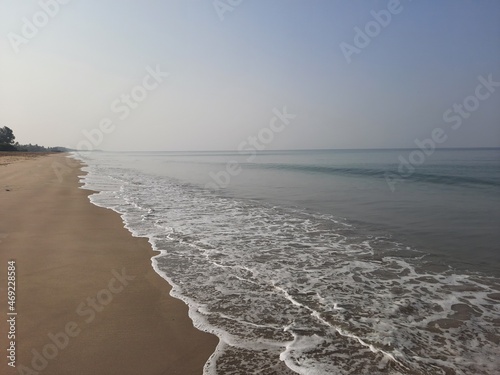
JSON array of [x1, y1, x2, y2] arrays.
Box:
[[69, 146, 500, 153]]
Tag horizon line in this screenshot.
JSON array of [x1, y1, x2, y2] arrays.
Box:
[[71, 146, 500, 153]]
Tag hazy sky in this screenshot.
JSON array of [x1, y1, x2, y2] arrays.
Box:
[[1, 0, 499, 151]]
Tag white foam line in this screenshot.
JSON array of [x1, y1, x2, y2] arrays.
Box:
[[210, 261, 261, 285], [273, 283, 410, 371], [217, 312, 281, 330], [150, 249, 296, 374], [73, 153, 500, 375]]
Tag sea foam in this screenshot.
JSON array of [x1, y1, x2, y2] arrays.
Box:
[[74, 152, 500, 375]]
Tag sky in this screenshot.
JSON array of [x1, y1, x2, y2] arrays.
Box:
[[0, 0, 499, 151]]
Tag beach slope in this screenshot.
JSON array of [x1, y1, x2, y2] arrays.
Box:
[[0, 154, 217, 375]]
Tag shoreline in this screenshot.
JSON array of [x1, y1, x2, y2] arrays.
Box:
[[0, 153, 218, 375]]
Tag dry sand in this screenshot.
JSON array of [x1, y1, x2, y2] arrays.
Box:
[[0, 153, 218, 375], [0, 152, 50, 166]]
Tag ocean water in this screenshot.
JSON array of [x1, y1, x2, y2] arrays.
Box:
[[73, 149, 500, 375]]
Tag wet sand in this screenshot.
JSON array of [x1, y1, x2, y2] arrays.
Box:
[[0, 153, 218, 375]]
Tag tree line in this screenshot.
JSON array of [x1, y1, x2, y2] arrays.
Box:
[[0, 126, 67, 152]]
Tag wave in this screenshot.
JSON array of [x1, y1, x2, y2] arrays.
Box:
[[73, 153, 500, 375], [246, 162, 500, 188]]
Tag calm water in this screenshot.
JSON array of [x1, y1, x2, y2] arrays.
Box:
[[74, 148, 500, 375]]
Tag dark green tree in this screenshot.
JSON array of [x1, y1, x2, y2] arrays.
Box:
[[0, 126, 15, 144]]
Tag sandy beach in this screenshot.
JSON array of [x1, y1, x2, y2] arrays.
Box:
[[0, 152, 49, 166], [0, 153, 218, 375]]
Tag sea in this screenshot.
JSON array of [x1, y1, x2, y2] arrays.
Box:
[[72, 148, 500, 375]]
